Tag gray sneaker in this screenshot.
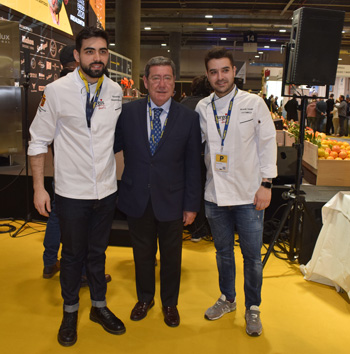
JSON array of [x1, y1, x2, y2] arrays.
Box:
[[245, 305, 262, 336], [204, 294, 236, 320]]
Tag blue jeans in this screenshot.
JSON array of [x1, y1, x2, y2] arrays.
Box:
[[205, 201, 264, 309], [55, 192, 117, 308], [43, 198, 61, 267]]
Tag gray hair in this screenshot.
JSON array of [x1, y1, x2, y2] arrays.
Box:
[[144, 56, 176, 78]]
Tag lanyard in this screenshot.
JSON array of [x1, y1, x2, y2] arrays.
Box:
[[211, 87, 238, 151], [148, 95, 169, 143], [78, 69, 104, 128]]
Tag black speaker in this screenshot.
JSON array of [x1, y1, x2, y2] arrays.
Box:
[[272, 146, 298, 185], [285, 7, 345, 86]]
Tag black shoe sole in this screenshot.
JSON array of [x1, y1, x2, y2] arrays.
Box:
[[57, 334, 77, 347], [89, 314, 126, 335]]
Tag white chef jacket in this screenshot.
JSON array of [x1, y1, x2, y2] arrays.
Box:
[[196, 88, 277, 207], [28, 68, 123, 200]]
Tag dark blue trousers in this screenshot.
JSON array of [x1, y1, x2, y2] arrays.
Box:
[[55, 192, 117, 307]]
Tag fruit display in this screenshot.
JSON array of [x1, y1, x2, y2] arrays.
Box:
[[317, 139, 350, 160]]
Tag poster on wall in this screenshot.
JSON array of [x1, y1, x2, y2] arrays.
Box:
[[1, 0, 86, 36], [89, 0, 105, 28]]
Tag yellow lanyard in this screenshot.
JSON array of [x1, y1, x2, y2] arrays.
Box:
[[78, 69, 104, 128]]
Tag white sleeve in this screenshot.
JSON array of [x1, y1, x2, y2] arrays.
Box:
[[28, 84, 58, 156], [255, 97, 278, 178]]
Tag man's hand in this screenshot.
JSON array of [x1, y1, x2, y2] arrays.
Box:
[[30, 154, 50, 217], [183, 211, 197, 226], [254, 186, 272, 211], [33, 188, 51, 217]]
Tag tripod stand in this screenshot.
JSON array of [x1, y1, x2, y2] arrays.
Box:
[[262, 95, 309, 267], [11, 68, 32, 237]]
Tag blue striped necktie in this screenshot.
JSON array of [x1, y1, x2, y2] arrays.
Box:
[[150, 108, 163, 155]]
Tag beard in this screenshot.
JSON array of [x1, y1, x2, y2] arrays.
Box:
[[80, 61, 106, 79]]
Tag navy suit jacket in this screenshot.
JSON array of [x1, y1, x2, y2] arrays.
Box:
[[114, 97, 202, 222]]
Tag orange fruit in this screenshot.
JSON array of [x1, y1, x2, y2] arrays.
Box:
[[332, 145, 341, 153], [327, 156, 335, 160], [339, 151, 347, 159], [330, 151, 338, 158], [335, 157, 343, 160]]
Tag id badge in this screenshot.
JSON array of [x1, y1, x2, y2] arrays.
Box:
[[215, 152, 229, 172]]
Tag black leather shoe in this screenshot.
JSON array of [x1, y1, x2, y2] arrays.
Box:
[[130, 299, 155, 321], [162, 306, 180, 327], [90, 306, 126, 335], [80, 274, 112, 288], [43, 260, 60, 279], [57, 311, 78, 347]]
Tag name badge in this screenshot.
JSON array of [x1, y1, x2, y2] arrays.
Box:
[[215, 153, 229, 172]]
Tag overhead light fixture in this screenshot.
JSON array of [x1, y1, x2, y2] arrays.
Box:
[[167, 49, 170, 52], [255, 55, 260, 58], [279, 29, 286, 33], [144, 26, 151, 30], [270, 39, 277, 42], [205, 15, 213, 18], [161, 43, 167, 47], [221, 37, 227, 41], [109, 43, 115, 47], [338, 58, 342, 60], [258, 51, 263, 54], [207, 27, 213, 31], [264, 45, 270, 48], [342, 30, 346, 33]]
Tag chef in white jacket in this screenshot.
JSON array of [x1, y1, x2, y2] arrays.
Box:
[[195, 47, 277, 337]]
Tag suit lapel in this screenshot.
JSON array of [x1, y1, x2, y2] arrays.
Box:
[[154, 99, 178, 153], [137, 98, 152, 153]]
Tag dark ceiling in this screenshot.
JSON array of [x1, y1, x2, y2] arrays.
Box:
[[105, 0, 350, 55]]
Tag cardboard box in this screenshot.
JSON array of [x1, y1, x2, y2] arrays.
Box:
[[302, 141, 350, 186], [284, 131, 295, 147]]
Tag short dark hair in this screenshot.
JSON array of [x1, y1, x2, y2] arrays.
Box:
[[144, 56, 176, 78], [204, 47, 235, 71], [75, 26, 109, 53], [191, 75, 212, 96]]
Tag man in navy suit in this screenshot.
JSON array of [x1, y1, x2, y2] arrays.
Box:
[[114, 56, 202, 327]]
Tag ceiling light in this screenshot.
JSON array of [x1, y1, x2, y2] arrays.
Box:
[[342, 30, 345, 33], [270, 39, 277, 42], [205, 15, 213, 18], [161, 43, 167, 47], [221, 37, 227, 41], [264, 45, 270, 48], [167, 49, 170, 52], [338, 58, 342, 60], [279, 29, 286, 33], [207, 27, 213, 31], [258, 51, 263, 54], [109, 43, 115, 47], [255, 55, 260, 58], [144, 26, 151, 30]]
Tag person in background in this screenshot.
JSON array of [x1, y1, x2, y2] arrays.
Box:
[[42, 45, 112, 288], [181, 75, 212, 242], [335, 95, 347, 137], [284, 94, 299, 122], [316, 98, 327, 133], [332, 101, 340, 136], [114, 56, 202, 328], [325, 93, 335, 135], [345, 97, 350, 137], [180, 75, 212, 110], [196, 47, 277, 337], [28, 26, 125, 347], [262, 93, 269, 108], [306, 95, 317, 132]]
